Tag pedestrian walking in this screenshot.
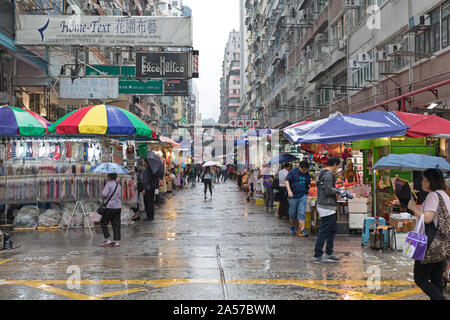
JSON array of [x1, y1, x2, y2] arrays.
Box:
[[277, 163, 291, 219], [202, 166, 213, 199], [132, 164, 144, 221], [260, 171, 275, 211], [407, 169, 450, 300], [221, 165, 228, 182], [190, 165, 197, 187], [285, 161, 310, 236], [100, 173, 122, 247], [313, 157, 342, 263], [142, 159, 159, 221], [246, 169, 256, 202]]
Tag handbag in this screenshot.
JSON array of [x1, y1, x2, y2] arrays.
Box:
[[402, 214, 428, 261], [97, 182, 118, 216], [422, 192, 450, 264]]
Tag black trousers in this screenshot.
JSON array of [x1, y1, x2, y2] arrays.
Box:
[[204, 179, 212, 196], [278, 187, 289, 217], [100, 208, 121, 241], [414, 260, 447, 300], [144, 189, 155, 219]]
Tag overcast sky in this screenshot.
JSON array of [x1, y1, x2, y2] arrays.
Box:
[[183, 0, 240, 122]]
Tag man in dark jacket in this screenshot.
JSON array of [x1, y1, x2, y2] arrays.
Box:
[[313, 156, 341, 263], [143, 159, 159, 221]]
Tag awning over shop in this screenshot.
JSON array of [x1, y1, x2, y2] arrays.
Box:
[[283, 111, 409, 144], [394, 111, 450, 139], [159, 135, 181, 148], [372, 153, 450, 171]]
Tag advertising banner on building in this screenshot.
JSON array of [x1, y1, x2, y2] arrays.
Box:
[[136, 52, 190, 79], [60, 78, 118, 99], [164, 80, 189, 96], [16, 15, 193, 47]]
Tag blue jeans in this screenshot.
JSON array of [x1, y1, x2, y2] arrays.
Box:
[[288, 194, 307, 221], [314, 213, 338, 258]]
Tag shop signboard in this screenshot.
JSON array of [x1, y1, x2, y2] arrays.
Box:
[[136, 52, 190, 79], [86, 65, 163, 95], [16, 15, 193, 47], [59, 77, 118, 99], [229, 119, 237, 127], [164, 80, 189, 96]]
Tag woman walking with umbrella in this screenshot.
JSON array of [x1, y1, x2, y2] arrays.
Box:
[[100, 173, 122, 247], [202, 164, 214, 199]]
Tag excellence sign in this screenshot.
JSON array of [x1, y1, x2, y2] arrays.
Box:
[[136, 52, 190, 79], [15, 15, 193, 47]]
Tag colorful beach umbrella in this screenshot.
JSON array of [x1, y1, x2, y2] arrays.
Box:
[[88, 163, 130, 174], [49, 105, 157, 138], [0, 106, 51, 136]]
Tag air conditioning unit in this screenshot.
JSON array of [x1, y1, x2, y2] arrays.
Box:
[[298, 9, 308, 21], [409, 14, 431, 29], [315, 33, 325, 41], [102, 7, 113, 15], [338, 40, 347, 51], [344, 0, 361, 6], [386, 44, 401, 55], [349, 59, 360, 69], [375, 50, 389, 61], [84, 1, 99, 10]]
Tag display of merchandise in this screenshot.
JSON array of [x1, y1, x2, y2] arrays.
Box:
[[0, 175, 136, 204]]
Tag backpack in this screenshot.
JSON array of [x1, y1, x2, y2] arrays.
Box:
[[421, 192, 450, 264]]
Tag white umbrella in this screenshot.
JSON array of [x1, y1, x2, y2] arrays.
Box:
[[202, 161, 219, 167]]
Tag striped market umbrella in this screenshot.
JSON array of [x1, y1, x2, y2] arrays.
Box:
[[88, 163, 130, 174], [0, 106, 51, 136], [49, 105, 157, 138]]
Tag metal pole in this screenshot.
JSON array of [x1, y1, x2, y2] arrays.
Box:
[[373, 169, 376, 217]]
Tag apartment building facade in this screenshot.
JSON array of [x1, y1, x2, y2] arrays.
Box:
[[219, 30, 242, 123], [244, 0, 450, 129]]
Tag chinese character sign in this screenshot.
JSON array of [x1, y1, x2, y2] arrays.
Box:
[[16, 15, 193, 47]]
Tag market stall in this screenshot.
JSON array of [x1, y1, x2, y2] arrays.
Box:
[[283, 110, 410, 234], [0, 105, 159, 230]]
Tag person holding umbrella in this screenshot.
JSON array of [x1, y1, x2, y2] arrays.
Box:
[[143, 151, 165, 221], [100, 173, 122, 247], [202, 165, 213, 199]]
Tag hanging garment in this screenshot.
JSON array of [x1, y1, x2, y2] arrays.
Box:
[[83, 143, 89, 162], [26, 142, 33, 158], [66, 142, 72, 159], [53, 143, 61, 160], [32, 141, 38, 158]]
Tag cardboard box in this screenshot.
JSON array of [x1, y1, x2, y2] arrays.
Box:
[[390, 214, 416, 232], [348, 197, 372, 213], [349, 213, 368, 229]]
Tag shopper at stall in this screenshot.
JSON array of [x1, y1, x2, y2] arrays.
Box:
[[100, 173, 122, 247], [313, 157, 341, 263], [285, 161, 311, 237], [202, 166, 213, 199], [247, 169, 257, 202], [407, 169, 450, 300], [260, 171, 275, 211], [131, 164, 144, 222], [142, 159, 159, 221], [277, 163, 291, 219]]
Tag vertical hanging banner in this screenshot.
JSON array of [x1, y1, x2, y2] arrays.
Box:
[[15, 15, 193, 47]]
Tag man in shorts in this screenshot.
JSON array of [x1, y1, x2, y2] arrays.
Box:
[[285, 161, 311, 237]]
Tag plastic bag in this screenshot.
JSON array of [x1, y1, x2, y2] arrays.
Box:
[[13, 206, 39, 228], [3, 232, 12, 250], [59, 202, 82, 228], [121, 206, 132, 225], [38, 208, 62, 227]]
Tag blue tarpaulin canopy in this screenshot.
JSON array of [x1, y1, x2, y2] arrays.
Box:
[[283, 111, 409, 144], [372, 153, 450, 171], [266, 153, 299, 166]]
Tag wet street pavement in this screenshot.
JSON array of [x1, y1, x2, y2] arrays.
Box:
[[0, 180, 448, 300]]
